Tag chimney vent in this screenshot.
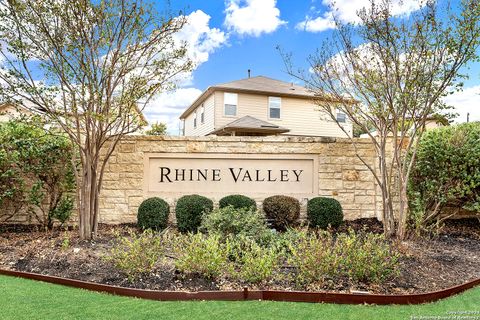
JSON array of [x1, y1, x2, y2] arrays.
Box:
[[248, 69, 251, 78]]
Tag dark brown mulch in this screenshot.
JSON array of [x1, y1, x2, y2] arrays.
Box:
[[440, 218, 480, 240], [336, 218, 384, 234], [0, 218, 479, 294]]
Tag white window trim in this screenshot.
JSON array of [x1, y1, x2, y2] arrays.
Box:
[[224, 92, 238, 117], [268, 96, 281, 120], [200, 104, 205, 124], [193, 110, 197, 128]]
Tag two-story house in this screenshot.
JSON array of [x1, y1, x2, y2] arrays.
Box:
[[179, 76, 352, 137], [0, 103, 36, 122]]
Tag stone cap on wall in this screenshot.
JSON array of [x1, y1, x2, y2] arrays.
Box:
[[123, 135, 375, 144]]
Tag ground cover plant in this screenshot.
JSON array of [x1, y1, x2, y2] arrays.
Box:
[[105, 229, 165, 282], [173, 233, 231, 279], [287, 229, 399, 287]]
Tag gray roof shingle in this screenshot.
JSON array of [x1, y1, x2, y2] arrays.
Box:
[[210, 115, 290, 135], [214, 76, 314, 97], [180, 76, 316, 119]]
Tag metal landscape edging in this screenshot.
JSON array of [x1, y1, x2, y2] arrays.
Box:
[[1, 268, 479, 305]]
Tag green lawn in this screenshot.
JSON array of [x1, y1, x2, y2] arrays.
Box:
[[0, 275, 479, 320]]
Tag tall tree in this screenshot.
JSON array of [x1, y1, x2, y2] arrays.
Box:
[[145, 122, 167, 135], [282, 0, 480, 238], [0, 0, 192, 239]]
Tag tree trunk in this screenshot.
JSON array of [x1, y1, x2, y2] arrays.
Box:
[[78, 157, 100, 240], [378, 148, 396, 238], [397, 180, 409, 240], [380, 183, 396, 238]]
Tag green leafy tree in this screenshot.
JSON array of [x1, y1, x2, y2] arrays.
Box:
[[145, 122, 167, 136], [282, 0, 480, 238], [0, 0, 192, 239]]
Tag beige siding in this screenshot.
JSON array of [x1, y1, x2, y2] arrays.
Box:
[[424, 120, 444, 130], [214, 91, 352, 137], [0, 105, 32, 122], [184, 93, 215, 136]]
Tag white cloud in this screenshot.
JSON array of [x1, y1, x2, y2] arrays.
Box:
[[165, 10, 227, 87], [141, 10, 226, 134], [143, 88, 202, 135], [175, 10, 227, 66], [224, 0, 286, 37], [297, 0, 425, 32], [443, 85, 480, 123]]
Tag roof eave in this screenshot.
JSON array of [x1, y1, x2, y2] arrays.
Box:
[[179, 87, 214, 119], [212, 86, 316, 100], [211, 126, 290, 135], [179, 85, 353, 120]]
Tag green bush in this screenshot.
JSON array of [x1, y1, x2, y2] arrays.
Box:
[[409, 123, 480, 232], [335, 231, 399, 283], [262, 195, 300, 231], [175, 195, 213, 233], [287, 229, 337, 285], [219, 195, 256, 210], [0, 117, 74, 228], [137, 197, 170, 231], [229, 237, 281, 284], [106, 229, 164, 282], [173, 233, 231, 279], [200, 206, 269, 241], [307, 197, 343, 229], [287, 229, 399, 285], [49, 195, 74, 227]]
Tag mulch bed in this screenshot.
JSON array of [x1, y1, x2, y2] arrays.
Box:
[[0, 218, 479, 295]]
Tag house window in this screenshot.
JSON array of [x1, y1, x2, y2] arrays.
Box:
[[269, 97, 281, 119], [200, 104, 205, 124], [224, 93, 237, 116], [193, 110, 197, 128], [337, 112, 346, 123]]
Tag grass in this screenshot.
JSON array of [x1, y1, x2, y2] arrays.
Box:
[[0, 275, 479, 320]]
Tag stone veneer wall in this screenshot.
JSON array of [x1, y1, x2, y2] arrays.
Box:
[[100, 135, 382, 224]]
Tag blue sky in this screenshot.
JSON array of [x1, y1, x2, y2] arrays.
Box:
[[141, 0, 480, 133]]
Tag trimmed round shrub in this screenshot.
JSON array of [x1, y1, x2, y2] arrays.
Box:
[[262, 195, 300, 231], [175, 194, 214, 233], [219, 194, 257, 210], [137, 197, 170, 230], [307, 197, 343, 229]]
